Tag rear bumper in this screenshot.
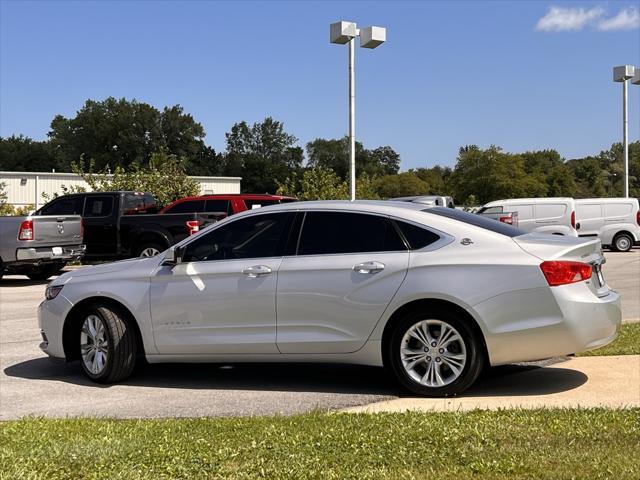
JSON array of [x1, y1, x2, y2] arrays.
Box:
[[475, 283, 621, 366], [16, 244, 85, 262]]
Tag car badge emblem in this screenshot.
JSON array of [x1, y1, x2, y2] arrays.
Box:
[[460, 238, 473, 245], [57, 224, 64, 234]]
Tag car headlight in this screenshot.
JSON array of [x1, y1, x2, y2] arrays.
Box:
[[45, 285, 64, 300]]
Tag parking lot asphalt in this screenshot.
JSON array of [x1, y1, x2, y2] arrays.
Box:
[[0, 249, 638, 419]]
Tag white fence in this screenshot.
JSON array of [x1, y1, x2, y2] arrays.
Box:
[[0, 171, 242, 209]]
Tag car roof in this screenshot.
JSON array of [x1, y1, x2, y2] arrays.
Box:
[[173, 194, 295, 201], [247, 199, 429, 214]]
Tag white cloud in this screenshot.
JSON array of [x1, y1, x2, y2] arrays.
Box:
[[536, 6, 604, 32], [597, 7, 640, 31]]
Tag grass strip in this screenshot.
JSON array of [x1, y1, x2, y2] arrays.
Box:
[[578, 322, 640, 356], [1, 409, 639, 479]]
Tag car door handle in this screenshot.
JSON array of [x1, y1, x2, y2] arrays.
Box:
[[241, 265, 272, 278], [353, 261, 385, 274]]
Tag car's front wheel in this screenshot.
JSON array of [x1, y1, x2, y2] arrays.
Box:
[[79, 305, 137, 383], [387, 310, 485, 397]]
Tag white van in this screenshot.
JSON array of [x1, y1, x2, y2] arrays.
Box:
[[390, 195, 455, 208], [478, 198, 578, 236], [575, 198, 640, 252]]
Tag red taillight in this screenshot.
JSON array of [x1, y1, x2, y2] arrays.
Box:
[[186, 220, 200, 236], [540, 261, 592, 286], [571, 211, 576, 229], [498, 216, 513, 225], [18, 219, 34, 241], [636, 210, 640, 227]]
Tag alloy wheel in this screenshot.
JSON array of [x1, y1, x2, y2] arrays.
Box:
[[400, 319, 467, 387], [80, 314, 109, 375], [140, 247, 160, 257]]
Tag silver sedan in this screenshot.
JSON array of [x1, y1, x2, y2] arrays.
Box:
[[38, 201, 621, 396]]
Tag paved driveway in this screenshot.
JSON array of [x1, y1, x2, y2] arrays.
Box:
[[1, 250, 638, 419]]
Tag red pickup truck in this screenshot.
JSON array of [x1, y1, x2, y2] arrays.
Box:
[[160, 194, 297, 216]]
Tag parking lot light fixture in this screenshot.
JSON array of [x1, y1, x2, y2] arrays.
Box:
[[613, 65, 635, 198], [330, 21, 386, 201]]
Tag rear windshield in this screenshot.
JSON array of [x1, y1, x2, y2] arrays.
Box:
[[422, 207, 525, 237]]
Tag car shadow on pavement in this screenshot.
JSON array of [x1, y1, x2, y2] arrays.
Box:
[[4, 357, 587, 397]]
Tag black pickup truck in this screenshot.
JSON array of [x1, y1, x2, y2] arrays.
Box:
[[35, 192, 225, 259]]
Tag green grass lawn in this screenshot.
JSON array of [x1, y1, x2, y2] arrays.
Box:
[[1, 409, 639, 479], [578, 322, 640, 357]]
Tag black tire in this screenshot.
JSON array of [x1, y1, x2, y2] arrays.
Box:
[[612, 233, 633, 252], [78, 304, 137, 383], [135, 242, 165, 258], [0, 261, 4, 281], [386, 309, 485, 397], [25, 262, 64, 281]]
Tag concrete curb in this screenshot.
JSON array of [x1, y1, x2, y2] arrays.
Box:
[[342, 355, 640, 413]]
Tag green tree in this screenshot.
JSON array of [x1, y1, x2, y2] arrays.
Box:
[[451, 145, 546, 204], [0, 181, 13, 215], [68, 151, 199, 208], [411, 166, 453, 195], [373, 172, 429, 198], [0, 135, 59, 172], [306, 137, 401, 180], [222, 117, 303, 193], [276, 167, 380, 200], [48, 97, 220, 175]]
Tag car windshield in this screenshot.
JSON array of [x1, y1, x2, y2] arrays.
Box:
[[422, 207, 525, 237]]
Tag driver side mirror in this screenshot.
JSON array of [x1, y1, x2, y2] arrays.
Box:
[[163, 245, 185, 266]]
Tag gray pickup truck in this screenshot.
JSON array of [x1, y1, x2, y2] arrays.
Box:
[[0, 215, 85, 280]]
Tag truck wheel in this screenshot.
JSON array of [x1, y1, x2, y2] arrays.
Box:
[[386, 309, 485, 397], [78, 304, 137, 383], [25, 263, 63, 281], [136, 243, 165, 257], [613, 233, 633, 252]]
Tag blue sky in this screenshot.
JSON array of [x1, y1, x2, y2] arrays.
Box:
[[1, 0, 639, 170]]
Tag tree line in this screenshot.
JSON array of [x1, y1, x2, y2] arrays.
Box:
[[1, 97, 638, 204]]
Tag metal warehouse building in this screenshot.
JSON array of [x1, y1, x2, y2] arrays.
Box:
[[0, 171, 242, 209]]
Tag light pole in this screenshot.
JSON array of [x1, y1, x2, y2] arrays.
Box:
[[330, 21, 386, 201], [613, 65, 635, 198]]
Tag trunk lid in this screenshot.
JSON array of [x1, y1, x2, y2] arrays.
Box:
[[514, 233, 609, 295], [31, 215, 83, 246]]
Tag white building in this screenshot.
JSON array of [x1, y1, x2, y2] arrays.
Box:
[[0, 171, 242, 209]]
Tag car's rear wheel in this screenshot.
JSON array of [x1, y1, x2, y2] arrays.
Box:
[[136, 242, 164, 258], [79, 305, 137, 383], [25, 262, 65, 281], [387, 310, 485, 397], [612, 233, 633, 252]]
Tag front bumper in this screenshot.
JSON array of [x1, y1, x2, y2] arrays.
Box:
[[37, 295, 73, 360], [16, 244, 85, 263], [475, 283, 621, 366]]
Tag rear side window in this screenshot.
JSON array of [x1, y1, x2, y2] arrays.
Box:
[[205, 199, 232, 215], [395, 221, 440, 250], [83, 196, 113, 217], [123, 193, 157, 214], [39, 196, 84, 215], [166, 200, 206, 213], [422, 207, 525, 237], [298, 212, 406, 255]]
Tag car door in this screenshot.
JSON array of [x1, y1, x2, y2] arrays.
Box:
[[276, 210, 410, 354], [576, 202, 603, 237], [508, 204, 535, 232], [149, 211, 295, 354], [82, 195, 118, 255]]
